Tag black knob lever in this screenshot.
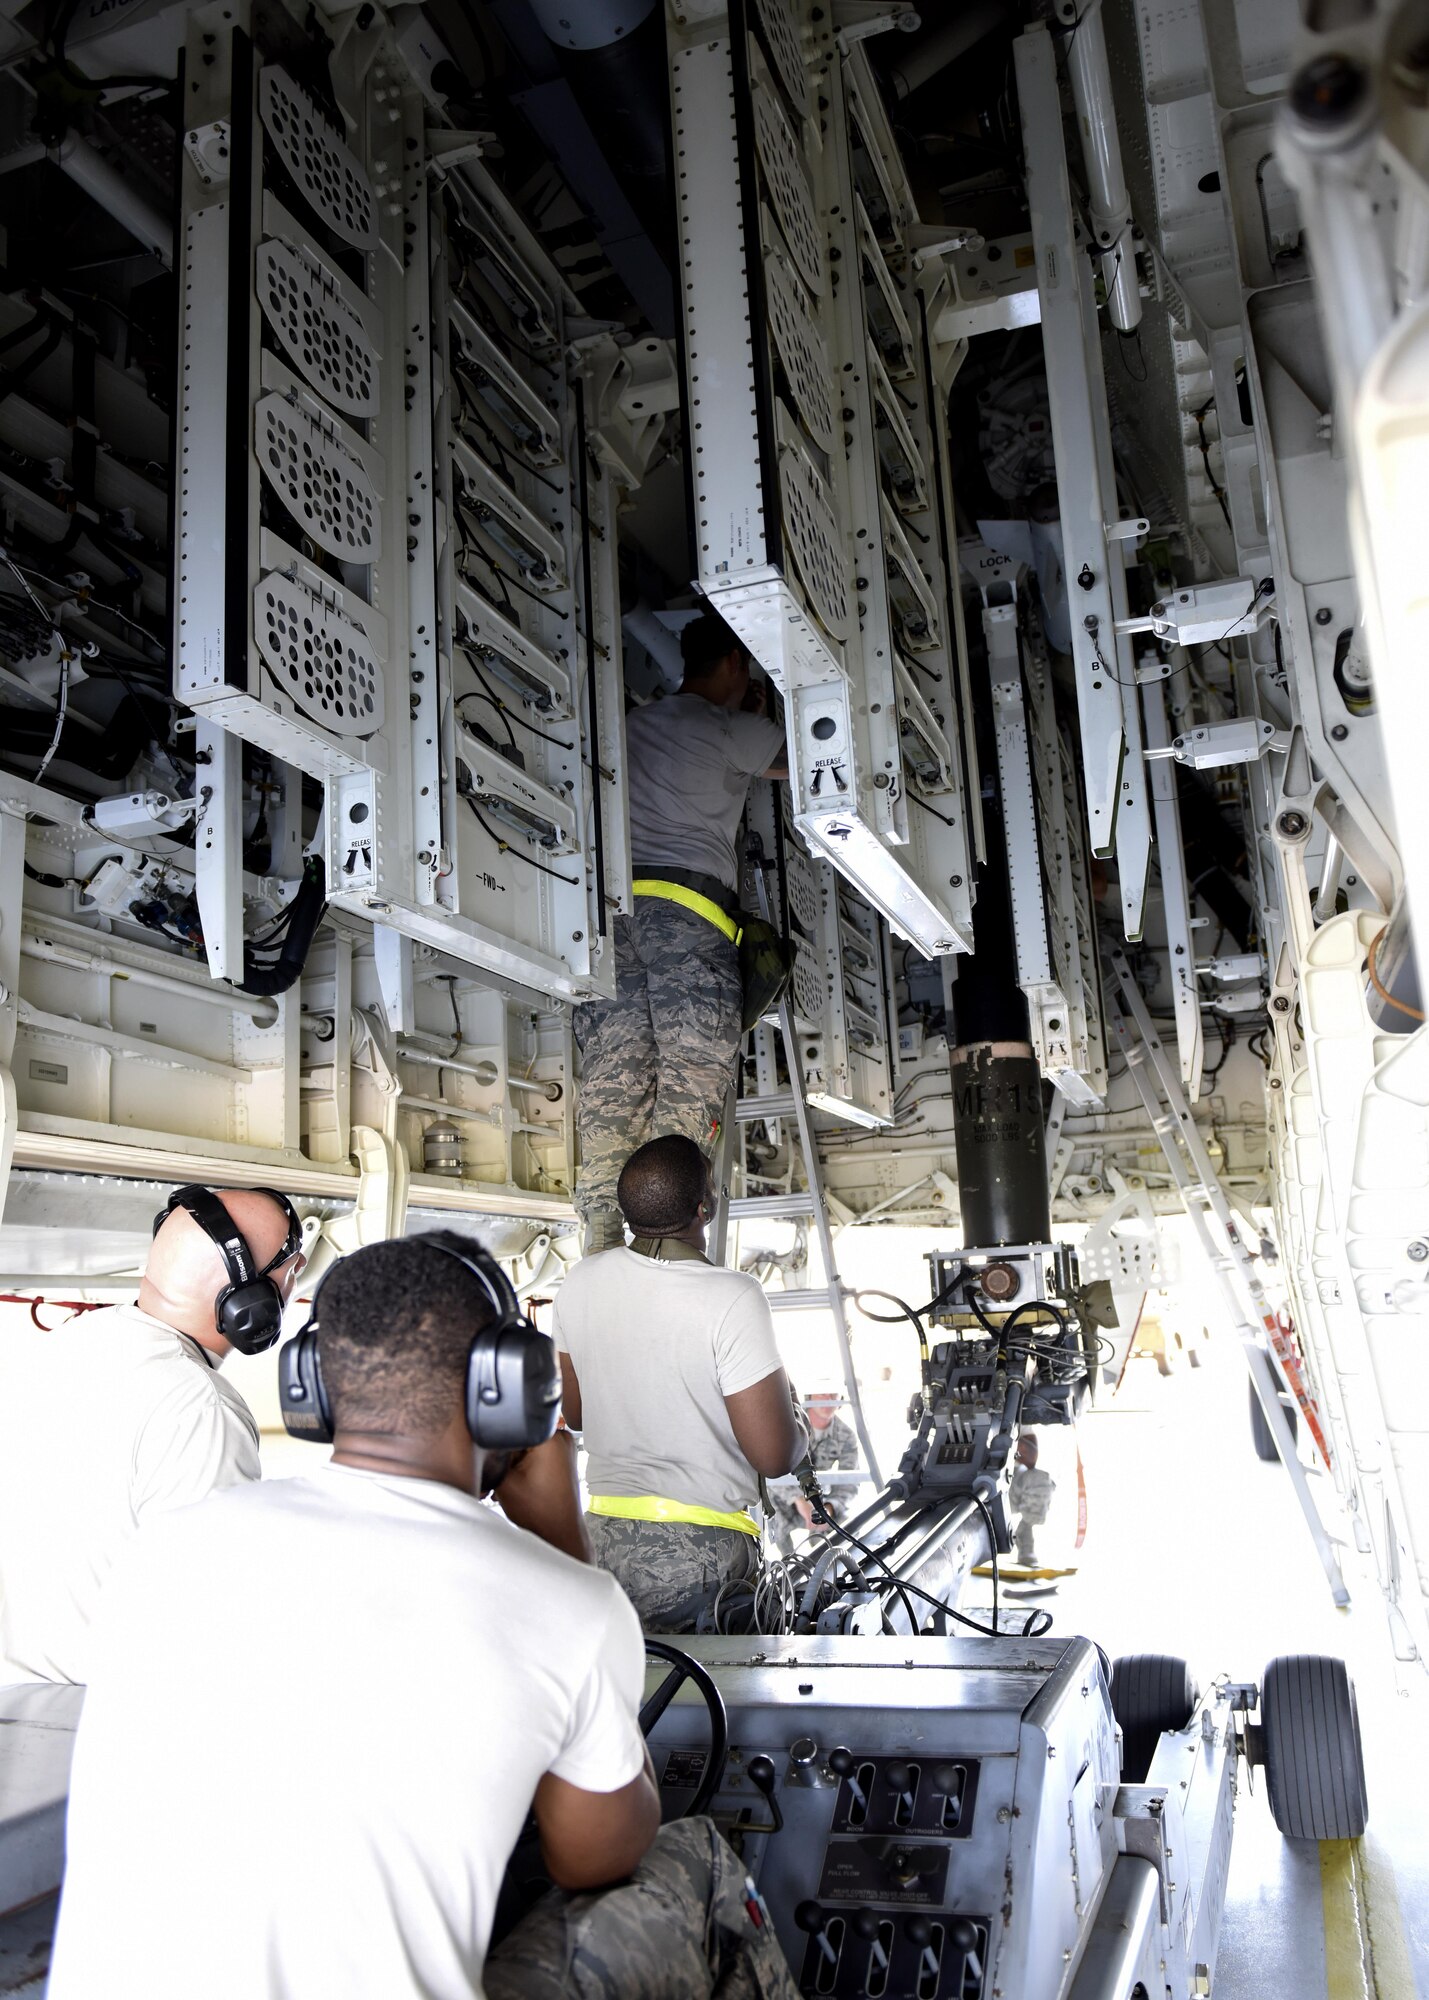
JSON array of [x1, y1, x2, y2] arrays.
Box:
[[852, 1907, 889, 1971], [745, 1754, 784, 1833], [795, 1899, 838, 1968], [905, 1914, 940, 1980], [950, 1918, 984, 1984]]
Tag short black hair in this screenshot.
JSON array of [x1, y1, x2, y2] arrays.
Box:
[[680, 611, 745, 680], [617, 1135, 710, 1234], [317, 1232, 495, 1434]]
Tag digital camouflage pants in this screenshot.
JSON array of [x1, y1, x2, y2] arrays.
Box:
[[485, 1817, 798, 2000], [573, 902, 743, 1224], [587, 1515, 760, 1633]]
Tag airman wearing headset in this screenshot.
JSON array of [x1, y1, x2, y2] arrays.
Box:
[[48, 1232, 797, 2000], [0, 1182, 305, 1686]]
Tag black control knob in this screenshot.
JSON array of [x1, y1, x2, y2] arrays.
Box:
[[795, 1900, 839, 1968], [828, 1747, 856, 1776], [905, 1915, 933, 1947], [852, 1910, 881, 1941], [885, 1759, 913, 1789], [746, 1754, 784, 1832], [950, 1920, 978, 1954], [931, 1764, 962, 1794]]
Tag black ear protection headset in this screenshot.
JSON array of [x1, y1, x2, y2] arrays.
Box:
[[277, 1232, 561, 1451], [152, 1184, 304, 1356]]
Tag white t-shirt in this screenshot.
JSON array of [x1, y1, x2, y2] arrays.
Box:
[[48, 1465, 647, 2000], [0, 1302, 259, 1684], [554, 1249, 784, 1514], [625, 692, 785, 890]]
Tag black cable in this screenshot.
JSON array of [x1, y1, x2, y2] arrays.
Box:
[[1193, 395, 1234, 533], [457, 676, 573, 753], [908, 790, 958, 828], [1116, 328, 1149, 383], [238, 856, 325, 997], [464, 796, 579, 886], [815, 1508, 1053, 1639], [971, 1494, 1000, 1634], [853, 1288, 931, 1386], [455, 685, 517, 751]]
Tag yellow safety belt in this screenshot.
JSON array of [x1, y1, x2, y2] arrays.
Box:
[[588, 1493, 761, 1538], [632, 878, 743, 945]]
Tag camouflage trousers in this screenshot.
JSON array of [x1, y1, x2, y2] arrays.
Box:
[[485, 1817, 798, 2000], [573, 902, 742, 1223], [587, 1515, 759, 1633]]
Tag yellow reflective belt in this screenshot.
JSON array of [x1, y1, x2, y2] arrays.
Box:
[[588, 1493, 761, 1538], [632, 879, 742, 945]]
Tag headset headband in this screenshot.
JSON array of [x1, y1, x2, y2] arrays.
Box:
[[281, 1231, 559, 1449], [155, 1184, 302, 1278]]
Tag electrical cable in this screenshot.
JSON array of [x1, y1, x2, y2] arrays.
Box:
[[238, 855, 326, 997], [464, 796, 580, 886], [908, 790, 958, 828], [852, 1288, 931, 1386], [813, 1506, 1049, 1639], [1367, 925, 1424, 1022], [1193, 395, 1234, 534], [971, 1493, 1000, 1635], [457, 677, 573, 754]]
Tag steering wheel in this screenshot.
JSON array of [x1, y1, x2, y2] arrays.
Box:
[[640, 1639, 729, 1819]]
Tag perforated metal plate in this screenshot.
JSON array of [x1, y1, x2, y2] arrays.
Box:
[[256, 237, 379, 417], [776, 408, 849, 641], [763, 235, 835, 450], [256, 394, 381, 561], [753, 0, 809, 119], [259, 68, 377, 251], [791, 939, 827, 1023], [748, 40, 824, 297], [254, 573, 384, 736]]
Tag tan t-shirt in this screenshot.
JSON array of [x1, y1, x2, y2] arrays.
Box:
[[625, 692, 785, 890], [553, 1248, 784, 1514], [0, 1302, 259, 1683]]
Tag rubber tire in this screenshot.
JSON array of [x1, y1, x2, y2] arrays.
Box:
[[1111, 1654, 1199, 1783], [1250, 1375, 1299, 1462], [1261, 1654, 1368, 1840]]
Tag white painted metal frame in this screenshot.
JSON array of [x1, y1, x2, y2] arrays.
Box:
[[664, 1, 977, 959], [1015, 25, 1152, 940]]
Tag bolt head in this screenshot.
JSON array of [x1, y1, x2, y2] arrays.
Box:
[[1277, 809, 1309, 838], [1409, 1240, 1429, 1262], [1315, 606, 1333, 625], [1272, 995, 1291, 1013], [1331, 723, 1349, 741]]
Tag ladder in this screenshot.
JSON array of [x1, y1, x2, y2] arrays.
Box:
[[709, 858, 883, 1490], [1106, 949, 1349, 1606]]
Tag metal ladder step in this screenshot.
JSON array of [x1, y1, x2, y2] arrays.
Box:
[[734, 1094, 798, 1122], [766, 1285, 844, 1314], [726, 1192, 819, 1220]]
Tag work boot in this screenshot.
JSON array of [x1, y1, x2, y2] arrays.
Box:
[[582, 1209, 625, 1255]]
